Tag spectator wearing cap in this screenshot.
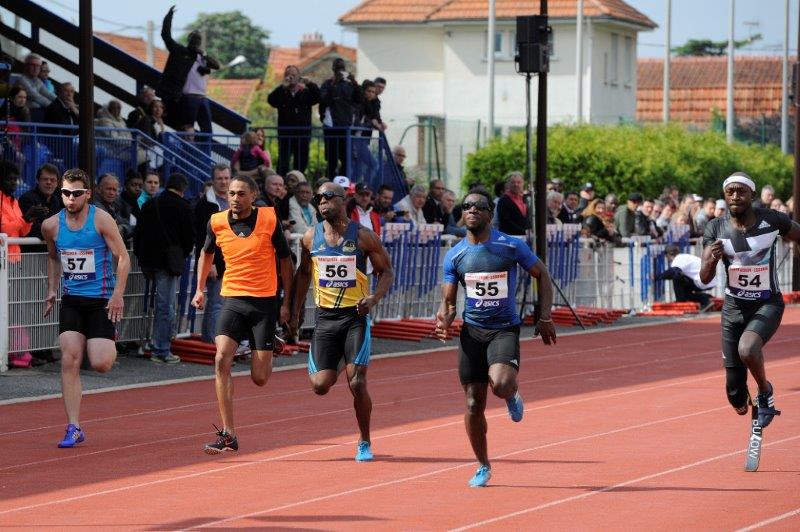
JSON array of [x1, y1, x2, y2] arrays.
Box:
[[714, 198, 727, 218], [423, 179, 446, 224], [394, 184, 427, 226], [694, 198, 716, 234], [559, 190, 582, 224], [289, 181, 318, 234], [497, 171, 530, 235], [655, 244, 716, 309], [347, 183, 381, 235], [578, 182, 595, 211], [614, 192, 642, 237]]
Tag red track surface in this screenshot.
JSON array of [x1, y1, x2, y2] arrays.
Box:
[[2, 311, 800, 530]]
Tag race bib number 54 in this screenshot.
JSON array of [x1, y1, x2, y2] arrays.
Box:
[[728, 264, 771, 299], [318, 256, 357, 288], [465, 272, 508, 308], [60, 249, 97, 281]]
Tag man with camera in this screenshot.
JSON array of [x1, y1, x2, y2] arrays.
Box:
[[158, 5, 220, 134], [268, 65, 320, 176], [320, 58, 362, 178]]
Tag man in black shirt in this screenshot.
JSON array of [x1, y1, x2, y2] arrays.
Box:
[[268, 65, 320, 175], [18, 164, 62, 250], [320, 58, 362, 178]]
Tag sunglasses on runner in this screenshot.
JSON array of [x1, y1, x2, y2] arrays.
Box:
[[461, 201, 491, 212], [314, 191, 344, 203], [61, 188, 88, 198]]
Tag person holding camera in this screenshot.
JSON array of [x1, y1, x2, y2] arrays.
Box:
[[158, 5, 219, 135], [320, 58, 362, 178], [268, 65, 320, 176]]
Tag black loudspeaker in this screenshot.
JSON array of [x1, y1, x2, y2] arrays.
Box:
[[515, 15, 550, 74]]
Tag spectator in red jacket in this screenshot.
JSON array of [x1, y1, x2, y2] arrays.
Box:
[[0, 161, 35, 262], [347, 182, 381, 236]]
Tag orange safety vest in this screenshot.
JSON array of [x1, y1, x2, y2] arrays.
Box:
[[210, 207, 280, 297]]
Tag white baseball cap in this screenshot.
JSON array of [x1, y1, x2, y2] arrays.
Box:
[[333, 176, 351, 188]]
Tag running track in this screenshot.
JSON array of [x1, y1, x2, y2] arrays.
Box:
[[2, 312, 800, 530]]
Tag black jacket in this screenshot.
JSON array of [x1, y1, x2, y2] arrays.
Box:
[[583, 215, 617, 243], [422, 196, 444, 224], [319, 76, 362, 127], [267, 83, 321, 129], [44, 99, 78, 136], [121, 190, 141, 220], [193, 191, 226, 276], [634, 211, 663, 238], [133, 190, 195, 274], [93, 197, 134, 243], [17, 188, 63, 240], [157, 10, 219, 101], [496, 194, 531, 236], [558, 206, 583, 225]]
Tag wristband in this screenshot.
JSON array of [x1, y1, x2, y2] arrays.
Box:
[[538, 318, 553, 323]]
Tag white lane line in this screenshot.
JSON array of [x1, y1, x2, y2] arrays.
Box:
[[735, 507, 800, 531]]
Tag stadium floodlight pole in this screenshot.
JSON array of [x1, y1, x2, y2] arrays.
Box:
[[487, 0, 496, 140], [793, 1, 800, 291], [663, 0, 671, 123], [78, 0, 95, 179], [781, 0, 789, 154], [726, 0, 735, 143], [575, 0, 584, 124], [535, 0, 547, 266]]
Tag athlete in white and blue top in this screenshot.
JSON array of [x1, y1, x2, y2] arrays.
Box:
[[41, 169, 130, 449], [435, 190, 557, 488]]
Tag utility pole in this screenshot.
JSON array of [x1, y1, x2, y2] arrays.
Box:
[[663, 0, 671, 123], [535, 0, 548, 264], [575, 0, 584, 124], [726, 0, 735, 143], [78, 0, 95, 178], [146, 20, 155, 66], [781, 0, 789, 154], [487, 0, 496, 140], [793, 2, 800, 291]]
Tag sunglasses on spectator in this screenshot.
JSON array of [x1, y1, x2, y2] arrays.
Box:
[[61, 188, 88, 198], [461, 201, 491, 212], [314, 191, 344, 203]]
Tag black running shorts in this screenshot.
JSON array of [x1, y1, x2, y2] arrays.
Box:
[[458, 323, 520, 385], [216, 296, 277, 351], [308, 307, 370, 373], [59, 294, 116, 340], [721, 294, 784, 368]]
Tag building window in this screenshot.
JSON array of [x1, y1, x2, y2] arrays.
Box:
[[610, 33, 619, 85], [624, 36, 633, 86]]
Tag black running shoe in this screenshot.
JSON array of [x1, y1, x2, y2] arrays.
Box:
[[204, 425, 239, 455], [756, 382, 781, 429]]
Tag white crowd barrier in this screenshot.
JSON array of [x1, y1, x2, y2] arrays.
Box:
[[1, 227, 795, 372]]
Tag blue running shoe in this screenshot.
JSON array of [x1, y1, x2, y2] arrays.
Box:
[[58, 424, 85, 448], [355, 440, 373, 462], [506, 391, 524, 422], [469, 464, 492, 487]]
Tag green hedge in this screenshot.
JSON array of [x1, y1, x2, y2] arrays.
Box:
[[463, 124, 794, 200]]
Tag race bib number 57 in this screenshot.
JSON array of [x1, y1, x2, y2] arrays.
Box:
[[60, 249, 97, 281], [465, 272, 508, 308], [728, 264, 771, 299], [318, 256, 357, 288]]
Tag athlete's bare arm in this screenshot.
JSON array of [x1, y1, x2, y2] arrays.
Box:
[[700, 240, 724, 285], [434, 282, 458, 342], [278, 254, 294, 328], [96, 209, 130, 323], [41, 214, 61, 317], [289, 228, 315, 332], [527, 261, 556, 345], [191, 250, 215, 310], [356, 227, 394, 316]]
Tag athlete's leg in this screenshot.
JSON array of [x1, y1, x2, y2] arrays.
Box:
[[345, 363, 371, 443], [488, 363, 518, 399], [310, 369, 338, 395], [250, 349, 273, 387], [214, 335, 239, 435], [726, 366, 749, 414], [464, 382, 490, 466], [60, 331, 86, 426], [85, 338, 117, 373], [738, 331, 769, 393]]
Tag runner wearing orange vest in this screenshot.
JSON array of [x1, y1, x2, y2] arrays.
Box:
[[192, 175, 293, 455]]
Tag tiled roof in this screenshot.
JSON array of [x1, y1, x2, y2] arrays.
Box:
[[269, 47, 302, 76], [340, 0, 656, 28], [206, 79, 262, 116], [95, 32, 168, 71], [637, 56, 786, 124], [268, 43, 357, 77], [299, 43, 357, 69]]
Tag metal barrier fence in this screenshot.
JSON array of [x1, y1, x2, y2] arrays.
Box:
[[2, 227, 795, 371]]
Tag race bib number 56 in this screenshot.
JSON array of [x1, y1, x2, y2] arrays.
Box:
[[728, 264, 771, 299], [318, 256, 357, 288], [465, 272, 508, 308], [60, 249, 97, 281]]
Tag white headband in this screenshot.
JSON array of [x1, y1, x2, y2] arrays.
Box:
[[722, 174, 756, 192]]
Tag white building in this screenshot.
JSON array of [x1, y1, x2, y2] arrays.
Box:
[[339, 0, 656, 188]]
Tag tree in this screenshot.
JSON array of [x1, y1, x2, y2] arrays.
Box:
[[181, 11, 269, 79], [673, 34, 762, 56]]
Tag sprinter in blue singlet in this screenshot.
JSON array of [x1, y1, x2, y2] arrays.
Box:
[[41, 168, 130, 448], [435, 190, 557, 487]]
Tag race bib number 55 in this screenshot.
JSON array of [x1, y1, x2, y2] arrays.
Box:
[[727, 264, 771, 299], [465, 272, 508, 308], [318, 256, 357, 288], [60, 249, 97, 281]]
